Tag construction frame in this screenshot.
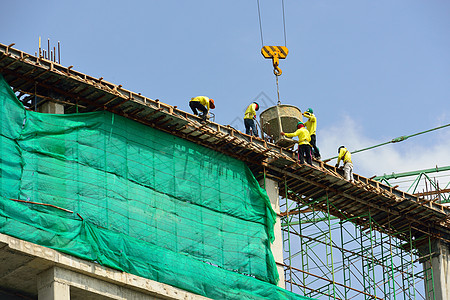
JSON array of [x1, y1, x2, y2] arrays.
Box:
[[1, 42, 449, 299], [281, 192, 437, 299]]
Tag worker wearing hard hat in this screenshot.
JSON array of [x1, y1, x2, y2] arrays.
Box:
[[303, 108, 321, 160], [281, 122, 312, 165], [189, 96, 215, 122], [335, 146, 354, 182], [244, 102, 259, 136]]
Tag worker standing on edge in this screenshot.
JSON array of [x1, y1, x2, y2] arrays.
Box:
[[303, 108, 321, 160], [189, 96, 215, 123], [335, 146, 354, 182], [281, 122, 312, 165], [244, 102, 259, 136]]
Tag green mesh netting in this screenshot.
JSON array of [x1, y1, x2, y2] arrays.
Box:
[[0, 74, 312, 300]]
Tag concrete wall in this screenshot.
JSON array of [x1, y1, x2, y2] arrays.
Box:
[[260, 176, 285, 289], [422, 240, 450, 300], [38, 101, 64, 114], [0, 233, 210, 300]]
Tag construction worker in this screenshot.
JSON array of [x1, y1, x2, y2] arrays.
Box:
[[189, 96, 215, 122], [335, 146, 354, 182], [281, 122, 312, 165], [303, 108, 321, 160], [244, 102, 259, 136]]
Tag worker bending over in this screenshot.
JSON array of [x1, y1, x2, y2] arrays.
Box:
[[335, 146, 354, 182], [244, 102, 259, 136], [189, 96, 215, 122], [281, 122, 312, 165], [303, 108, 321, 160]]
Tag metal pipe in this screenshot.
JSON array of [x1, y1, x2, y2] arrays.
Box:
[[325, 124, 450, 162], [284, 264, 384, 299], [374, 166, 450, 181], [10, 198, 73, 213]]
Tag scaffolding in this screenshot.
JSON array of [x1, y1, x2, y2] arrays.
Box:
[[281, 183, 438, 299], [375, 166, 450, 204]]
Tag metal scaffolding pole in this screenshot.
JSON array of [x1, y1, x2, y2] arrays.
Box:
[[281, 181, 437, 300]]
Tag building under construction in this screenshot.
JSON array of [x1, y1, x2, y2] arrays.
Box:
[[0, 42, 449, 300]]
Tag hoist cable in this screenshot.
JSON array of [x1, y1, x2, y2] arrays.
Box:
[[256, 0, 264, 47], [257, 0, 287, 47], [281, 0, 287, 47], [276, 76, 281, 104], [257, 0, 287, 105]]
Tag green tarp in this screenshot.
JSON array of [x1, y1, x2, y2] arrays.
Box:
[[0, 74, 312, 300]]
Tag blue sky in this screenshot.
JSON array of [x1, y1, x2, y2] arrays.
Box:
[[2, 0, 449, 189]]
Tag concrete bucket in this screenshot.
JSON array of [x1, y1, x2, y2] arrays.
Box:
[[260, 104, 303, 148]]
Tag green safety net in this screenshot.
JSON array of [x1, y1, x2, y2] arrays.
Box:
[[0, 74, 312, 300]]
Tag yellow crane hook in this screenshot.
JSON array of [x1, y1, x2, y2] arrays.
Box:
[[261, 46, 289, 76]]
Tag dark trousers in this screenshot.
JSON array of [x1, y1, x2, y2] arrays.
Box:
[[310, 134, 320, 158], [189, 101, 208, 121], [244, 118, 258, 136], [298, 144, 312, 165]]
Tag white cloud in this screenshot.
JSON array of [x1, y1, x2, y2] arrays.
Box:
[[318, 115, 450, 191]]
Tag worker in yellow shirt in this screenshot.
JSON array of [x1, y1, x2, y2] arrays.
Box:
[[303, 108, 321, 160], [335, 146, 354, 182], [244, 102, 259, 136], [281, 122, 312, 165], [189, 96, 215, 122]]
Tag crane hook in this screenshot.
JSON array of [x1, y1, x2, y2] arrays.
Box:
[[274, 66, 282, 76], [261, 46, 288, 76]]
